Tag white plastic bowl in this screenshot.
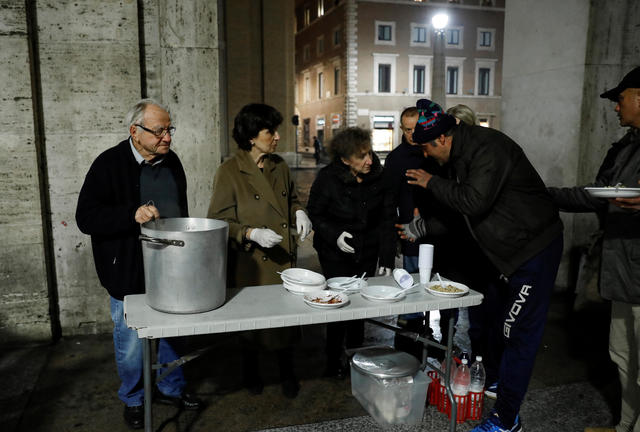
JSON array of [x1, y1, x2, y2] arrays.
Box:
[[280, 268, 326, 286], [283, 280, 327, 295]]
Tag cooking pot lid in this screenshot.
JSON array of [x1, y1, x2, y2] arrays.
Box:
[[351, 346, 420, 378]]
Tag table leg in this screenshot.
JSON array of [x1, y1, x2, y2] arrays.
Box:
[[143, 338, 153, 432], [445, 314, 456, 432]]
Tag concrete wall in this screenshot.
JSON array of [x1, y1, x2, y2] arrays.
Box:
[[501, 0, 640, 288], [0, 1, 51, 343], [141, 0, 222, 216], [225, 0, 296, 157], [39, 0, 142, 338], [0, 0, 225, 344], [1, 0, 299, 343]]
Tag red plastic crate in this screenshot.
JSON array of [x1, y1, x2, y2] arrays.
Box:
[[437, 382, 449, 413], [427, 371, 439, 406], [467, 391, 484, 420], [447, 394, 468, 424]]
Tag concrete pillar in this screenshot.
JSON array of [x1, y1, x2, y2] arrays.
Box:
[[37, 0, 141, 334], [224, 0, 295, 160], [0, 1, 50, 343], [263, 0, 296, 153], [501, 0, 640, 287], [141, 0, 222, 217]]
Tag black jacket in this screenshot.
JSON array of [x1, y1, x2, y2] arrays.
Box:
[[427, 123, 563, 277], [382, 138, 427, 256], [307, 153, 395, 269], [75, 139, 188, 300]]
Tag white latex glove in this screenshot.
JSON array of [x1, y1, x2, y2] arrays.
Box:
[[337, 231, 355, 254], [295, 210, 312, 241], [377, 267, 392, 276], [248, 228, 283, 248]]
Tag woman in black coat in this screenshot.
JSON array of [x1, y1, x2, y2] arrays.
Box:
[[307, 127, 395, 377]]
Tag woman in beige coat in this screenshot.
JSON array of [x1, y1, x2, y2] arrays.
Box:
[[207, 103, 312, 398]]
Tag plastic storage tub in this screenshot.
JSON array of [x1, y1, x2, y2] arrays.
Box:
[[350, 347, 430, 426]]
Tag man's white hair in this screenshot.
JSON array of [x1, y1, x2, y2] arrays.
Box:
[[124, 98, 169, 129]]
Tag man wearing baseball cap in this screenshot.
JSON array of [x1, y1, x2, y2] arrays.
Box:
[[549, 66, 640, 432], [398, 98, 564, 432]]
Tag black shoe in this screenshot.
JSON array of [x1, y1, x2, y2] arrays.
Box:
[[154, 391, 204, 410], [123, 405, 144, 429], [281, 377, 300, 399]]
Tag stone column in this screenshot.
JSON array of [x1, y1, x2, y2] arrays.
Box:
[[142, 0, 222, 217], [34, 0, 141, 334], [0, 0, 50, 343]]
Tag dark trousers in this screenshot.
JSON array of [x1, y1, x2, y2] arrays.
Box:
[[488, 236, 563, 427], [319, 254, 377, 367]]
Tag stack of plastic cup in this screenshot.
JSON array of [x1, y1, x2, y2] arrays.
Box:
[[419, 244, 434, 284]]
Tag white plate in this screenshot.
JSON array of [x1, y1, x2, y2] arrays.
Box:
[[584, 187, 640, 198], [425, 281, 469, 298], [280, 268, 326, 285], [303, 291, 350, 308], [327, 277, 367, 291], [360, 285, 406, 302], [283, 281, 326, 295]]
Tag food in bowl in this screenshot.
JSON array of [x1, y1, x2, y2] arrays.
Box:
[[430, 284, 464, 294], [310, 295, 342, 304]]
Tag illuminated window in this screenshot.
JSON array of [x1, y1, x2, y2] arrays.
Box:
[[372, 115, 395, 152], [317, 0, 324, 16]]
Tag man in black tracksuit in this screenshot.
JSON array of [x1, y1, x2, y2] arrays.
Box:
[[399, 99, 563, 432]]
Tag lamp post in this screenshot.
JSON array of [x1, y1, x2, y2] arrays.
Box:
[[431, 13, 448, 105]]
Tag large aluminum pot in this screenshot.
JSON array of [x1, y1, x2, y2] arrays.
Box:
[[140, 217, 228, 314]]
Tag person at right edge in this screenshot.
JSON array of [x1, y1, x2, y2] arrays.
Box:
[[549, 66, 640, 432], [397, 98, 563, 432]]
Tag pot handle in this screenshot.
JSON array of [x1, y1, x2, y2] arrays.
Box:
[[139, 234, 185, 247]]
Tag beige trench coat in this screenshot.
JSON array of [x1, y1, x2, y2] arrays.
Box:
[[207, 150, 305, 349]]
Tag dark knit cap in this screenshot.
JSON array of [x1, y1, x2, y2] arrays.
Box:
[[412, 99, 456, 144], [600, 66, 640, 101]]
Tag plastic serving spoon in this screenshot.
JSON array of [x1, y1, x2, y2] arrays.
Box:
[[385, 282, 420, 299]]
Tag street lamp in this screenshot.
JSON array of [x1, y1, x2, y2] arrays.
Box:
[[432, 13, 449, 34], [431, 13, 448, 104]]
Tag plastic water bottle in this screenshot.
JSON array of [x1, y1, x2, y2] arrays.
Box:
[[469, 356, 486, 393], [468, 355, 486, 420], [451, 358, 470, 396]]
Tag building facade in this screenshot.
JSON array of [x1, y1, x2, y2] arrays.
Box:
[[295, 0, 504, 154]]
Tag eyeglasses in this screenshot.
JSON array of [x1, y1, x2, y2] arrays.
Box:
[[135, 124, 176, 138]]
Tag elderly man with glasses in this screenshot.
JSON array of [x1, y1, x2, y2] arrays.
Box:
[[76, 98, 202, 429]]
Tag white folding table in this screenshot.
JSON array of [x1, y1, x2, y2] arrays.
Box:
[[124, 274, 483, 432]]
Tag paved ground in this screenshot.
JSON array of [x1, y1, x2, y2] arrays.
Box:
[[0, 164, 622, 432]]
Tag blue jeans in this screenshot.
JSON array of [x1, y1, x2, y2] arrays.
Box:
[[110, 297, 185, 406]]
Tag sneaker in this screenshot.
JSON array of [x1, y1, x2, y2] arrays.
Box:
[[471, 412, 522, 432], [485, 381, 498, 399]]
